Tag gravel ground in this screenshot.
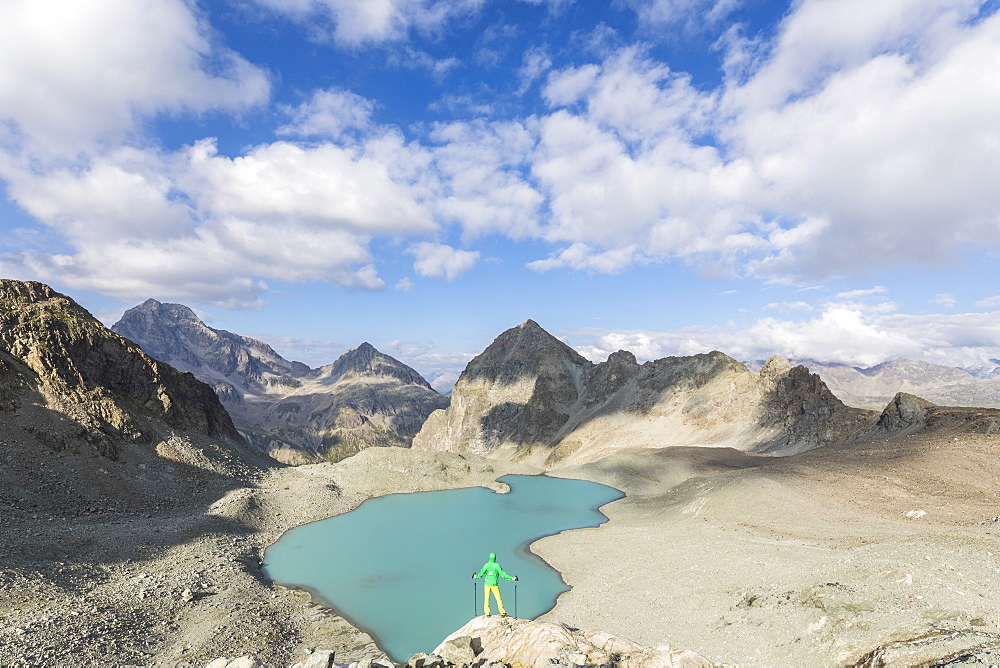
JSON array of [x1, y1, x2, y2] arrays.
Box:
[[0, 447, 536, 667], [541, 432, 1000, 666], [5, 427, 1000, 667]]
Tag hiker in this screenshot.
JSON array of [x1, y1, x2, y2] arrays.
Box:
[[472, 552, 517, 617]]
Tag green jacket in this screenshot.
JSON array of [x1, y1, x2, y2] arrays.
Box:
[[474, 553, 514, 587]]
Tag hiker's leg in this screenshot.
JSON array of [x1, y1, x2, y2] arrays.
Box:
[[496, 588, 506, 616], [484, 585, 496, 615]]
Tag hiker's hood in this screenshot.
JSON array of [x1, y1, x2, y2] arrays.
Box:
[[488, 552, 496, 562]]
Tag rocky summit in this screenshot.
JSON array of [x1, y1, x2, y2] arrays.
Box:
[[113, 299, 449, 463], [413, 319, 877, 465], [0, 279, 266, 514]]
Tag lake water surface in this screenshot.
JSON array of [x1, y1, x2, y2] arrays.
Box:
[[262, 474, 624, 662]]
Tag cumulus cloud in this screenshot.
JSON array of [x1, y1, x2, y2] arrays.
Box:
[[409, 242, 480, 280], [1, 125, 454, 301], [520, 1, 1000, 282], [428, 120, 543, 240], [573, 305, 1000, 370], [0, 0, 268, 154]]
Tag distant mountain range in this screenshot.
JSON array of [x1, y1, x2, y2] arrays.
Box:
[[413, 319, 879, 466], [112, 299, 449, 463], [744, 358, 1000, 410]]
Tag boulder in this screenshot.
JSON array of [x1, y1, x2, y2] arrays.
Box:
[[437, 635, 478, 665]]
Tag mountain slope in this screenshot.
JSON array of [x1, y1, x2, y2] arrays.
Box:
[[413, 320, 877, 465], [113, 299, 449, 463], [0, 280, 267, 513]]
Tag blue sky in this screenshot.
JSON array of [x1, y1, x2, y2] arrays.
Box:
[[2, 0, 1000, 388]]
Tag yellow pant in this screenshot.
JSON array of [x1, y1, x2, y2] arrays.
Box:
[[484, 585, 506, 616]]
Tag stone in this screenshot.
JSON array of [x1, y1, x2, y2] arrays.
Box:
[[438, 635, 477, 665], [293, 649, 336, 668], [205, 657, 264, 668]]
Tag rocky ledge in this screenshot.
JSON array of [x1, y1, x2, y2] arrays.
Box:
[[207, 615, 724, 668]]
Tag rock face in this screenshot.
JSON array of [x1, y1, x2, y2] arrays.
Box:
[[430, 616, 718, 667], [0, 280, 265, 512], [113, 299, 449, 463], [413, 320, 877, 465]]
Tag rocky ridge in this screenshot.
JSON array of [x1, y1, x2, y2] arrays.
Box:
[[413, 319, 876, 465], [746, 357, 1000, 410], [113, 299, 449, 463], [0, 280, 267, 502]]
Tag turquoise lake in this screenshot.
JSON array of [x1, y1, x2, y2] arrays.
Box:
[[262, 474, 624, 662]]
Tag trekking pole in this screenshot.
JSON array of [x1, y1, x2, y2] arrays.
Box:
[[514, 579, 518, 619], [473, 579, 477, 618]]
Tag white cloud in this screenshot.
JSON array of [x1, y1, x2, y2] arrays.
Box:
[[518, 46, 553, 94], [527, 243, 644, 273], [523, 2, 1000, 281], [396, 277, 415, 292], [182, 138, 435, 236], [932, 293, 958, 308], [728, 1, 1000, 280], [0, 0, 268, 154], [625, 0, 742, 30], [0, 133, 435, 302], [573, 304, 1000, 369], [409, 242, 480, 280], [429, 120, 543, 239], [975, 295, 1000, 308], [836, 286, 888, 299], [278, 88, 376, 140], [253, 0, 486, 46]]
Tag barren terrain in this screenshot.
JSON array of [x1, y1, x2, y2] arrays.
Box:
[[0, 448, 536, 666], [4, 417, 1000, 666]]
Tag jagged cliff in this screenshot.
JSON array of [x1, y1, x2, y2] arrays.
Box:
[[113, 300, 449, 463], [413, 319, 877, 465], [0, 280, 266, 512]]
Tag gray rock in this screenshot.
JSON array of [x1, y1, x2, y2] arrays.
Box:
[[438, 635, 477, 665], [299, 649, 336, 668]]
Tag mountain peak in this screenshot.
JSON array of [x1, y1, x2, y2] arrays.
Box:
[[324, 343, 431, 388]]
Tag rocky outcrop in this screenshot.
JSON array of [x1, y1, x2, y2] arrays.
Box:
[[428, 616, 720, 667], [113, 299, 449, 463], [0, 281, 242, 451], [0, 280, 267, 514], [206, 616, 721, 668], [872, 392, 935, 435], [413, 320, 877, 465]]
